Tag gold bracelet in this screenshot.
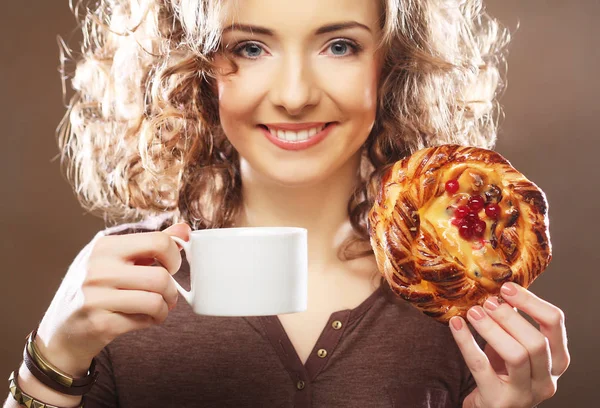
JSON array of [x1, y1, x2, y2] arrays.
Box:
[[27, 333, 74, 387], [23, 329, 98, 396], [8, 371, 85, 408]]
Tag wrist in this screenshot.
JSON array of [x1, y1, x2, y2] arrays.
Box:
[[36, 326, 93, 377], [17, 364, 83, 407], [24, 328, 99, 396]]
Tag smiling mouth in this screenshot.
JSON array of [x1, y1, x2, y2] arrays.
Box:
[[259, 123, 333, 142]]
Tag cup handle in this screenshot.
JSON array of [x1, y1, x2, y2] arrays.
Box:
[[168, 236, 194, 305]]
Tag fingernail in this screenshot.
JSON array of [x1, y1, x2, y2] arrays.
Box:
[[484, 297, 500, 311], [450, 317, 464, 331], [468, 306, 486, 321], [501, 282, 518, 297]]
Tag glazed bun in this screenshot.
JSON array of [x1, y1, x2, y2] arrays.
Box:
[[368, 145, 552, 323]]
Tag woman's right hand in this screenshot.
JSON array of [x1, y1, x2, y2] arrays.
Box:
[[33, 222, 191, 377]]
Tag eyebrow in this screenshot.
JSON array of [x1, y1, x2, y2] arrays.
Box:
[[222, 21, 371, 36]]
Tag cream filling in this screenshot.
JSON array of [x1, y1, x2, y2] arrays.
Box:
[[419, 182, 506, 291]]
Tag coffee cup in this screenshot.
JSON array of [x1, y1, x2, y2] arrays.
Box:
[[169, 227, 308, 316]]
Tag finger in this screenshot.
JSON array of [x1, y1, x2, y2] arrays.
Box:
[[500, 283, 570, 376], [484, 296, 552, 383], [466, 306, 532, 389], [161, 223, 192, 249], [110, 312, 154, 335], [134, 258, 157, 266], [89, 288, 170, 324], [449, 316, 499, 397], [94, 231, 184, 275], [94, 264, 179, 309], [156, 223, 191, 270]]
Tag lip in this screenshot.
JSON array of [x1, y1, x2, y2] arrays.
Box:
[[260, 122, 336, 151]]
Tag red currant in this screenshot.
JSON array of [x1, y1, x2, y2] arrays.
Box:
[[473, 220, 486, 238], [451, 217, 462, 226], [454, 205, 470, 219], [465, 212, 479, 225], [485, 203, 501, 219], [445, 180, 460, 194], [459, 223, 473, 240], [468, 195, 485, 212]]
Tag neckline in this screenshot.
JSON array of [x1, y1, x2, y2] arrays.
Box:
[[345, 276, 385, 323], [256, 277, 386, 383]]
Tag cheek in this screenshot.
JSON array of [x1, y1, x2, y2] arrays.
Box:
[[321, 60, 379, 119], [215, 61, 272, 121]]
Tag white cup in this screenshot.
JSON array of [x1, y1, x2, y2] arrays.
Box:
[[169, 227, 308, 316]]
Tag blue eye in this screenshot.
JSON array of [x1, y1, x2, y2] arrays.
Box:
[[233, 42, 264, 59], [327, 40, 361, 57], [329, 41, 350, 55], [230, 39, 362, 60]]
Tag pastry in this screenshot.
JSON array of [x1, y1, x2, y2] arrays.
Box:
[[368, 144, 552, 323]]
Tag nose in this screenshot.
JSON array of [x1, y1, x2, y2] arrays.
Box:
[[268, 55, 321, 116]]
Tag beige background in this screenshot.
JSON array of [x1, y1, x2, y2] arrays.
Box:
[[1, 1, 597, 406]]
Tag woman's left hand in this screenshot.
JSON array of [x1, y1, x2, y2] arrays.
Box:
[[450, 282, 570, 408]]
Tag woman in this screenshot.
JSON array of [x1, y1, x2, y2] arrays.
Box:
[[5, 0, 570, 407]]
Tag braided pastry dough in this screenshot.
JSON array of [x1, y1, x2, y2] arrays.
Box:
[[368, 145, 552, 323]]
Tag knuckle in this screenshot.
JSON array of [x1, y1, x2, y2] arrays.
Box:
[[157, 269, 172, 293], [548, 307, 565, 327], [129, 315, 154, 332], [507, 349, 529, 367], [114, 315, 149, 336], [152, 303, 169, 324], [148, 294, 167, 317], [467, 357, 487, 373], [78, 288, 97, 314], [556, 350, 571, 375], [84, 257, 101, 275], [152, 232, 174, 254], [531, 337, 549, 356], [140, 270, 158, 290], [146, 268, 171, 294], [82, 260, 105, 286], [90, 235, 112, 256], [155, 308, 169, 324], [564, 350, 572, 370]]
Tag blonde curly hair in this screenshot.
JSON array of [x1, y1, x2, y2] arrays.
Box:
[[58, 0, 510, 259]]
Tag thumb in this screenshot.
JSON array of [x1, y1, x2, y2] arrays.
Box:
[[162, 222, 191, 250]]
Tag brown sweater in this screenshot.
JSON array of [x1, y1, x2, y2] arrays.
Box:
[[83, 221, 484, 408]]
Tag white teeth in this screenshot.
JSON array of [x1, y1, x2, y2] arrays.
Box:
[[268, 124, 326, 142], [285, 130, 298, 141]]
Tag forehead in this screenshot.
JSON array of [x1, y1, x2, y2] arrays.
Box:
[[220, 0, 381, 33]]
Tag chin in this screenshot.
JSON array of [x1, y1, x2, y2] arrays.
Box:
[[243, 158, 337, 188]]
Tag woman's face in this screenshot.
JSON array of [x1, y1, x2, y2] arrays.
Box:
[[214, 0, 382, 187]]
